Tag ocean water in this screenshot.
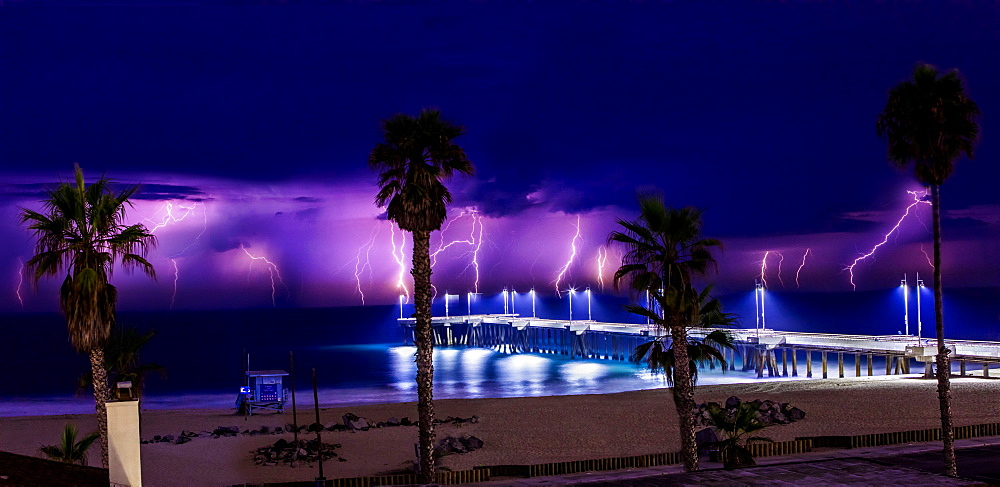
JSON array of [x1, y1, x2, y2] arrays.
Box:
[[1, 288, 997, 417]]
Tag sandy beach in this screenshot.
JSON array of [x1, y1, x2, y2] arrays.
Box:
[[3, 375, 1000, 486]]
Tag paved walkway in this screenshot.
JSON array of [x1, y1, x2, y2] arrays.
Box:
[[464, 436, 1000, 486]]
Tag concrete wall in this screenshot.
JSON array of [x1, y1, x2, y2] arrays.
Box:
[[107, 400, 142, 487]]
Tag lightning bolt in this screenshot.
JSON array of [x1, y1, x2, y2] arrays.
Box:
[[350, 224, 381, 305], [389, 223, 410, 303], [240, 243, 287, 306], [15, 258, 24, 308], [553, 215, 582, 297], [144, 202, 202, 233], [143, 201, 209, 308], [595, 246, 609, 290], [845, 190, 931, 290], [430, 209, 484, 294], [760, 250, 770, 289], [920, 244, 935, 270], [795, 248, 812, 288], [169, 258, 180, 309]]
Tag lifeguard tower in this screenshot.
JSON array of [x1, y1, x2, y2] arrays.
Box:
[[236, 370, 289, 416]]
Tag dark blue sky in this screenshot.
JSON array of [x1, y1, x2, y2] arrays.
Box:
[[0, 4, 997, 310]]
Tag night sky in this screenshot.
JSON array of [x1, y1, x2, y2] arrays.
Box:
[[0, 4, 997, 312]]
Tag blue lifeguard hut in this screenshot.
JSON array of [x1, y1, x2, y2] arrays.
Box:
[[236, 370, 289, 415]]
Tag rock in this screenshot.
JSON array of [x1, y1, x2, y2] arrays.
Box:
[[274, 426, 283, 434], [212, 426, 240, 437], [345, 416, 371, 431], [259, 426, 271, 434], [464, 435, 484, 450], [725, 396, 740, 408], [307, 422, 323, 432], [787, 407, 806, 421], [175, 436, 192, 445], [400, 417, 412, 426], [386, 417, 400, 426]]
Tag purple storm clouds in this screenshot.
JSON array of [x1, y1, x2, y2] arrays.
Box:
[[2, 172, 996, 312]]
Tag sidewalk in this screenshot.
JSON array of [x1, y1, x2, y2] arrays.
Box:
[[464, 436, 1000, 486]]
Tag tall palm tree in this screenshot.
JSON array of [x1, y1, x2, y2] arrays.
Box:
[[877, 64, 980, 477], [609, 193, 721, 472], [630, 287, 737, 386], [369, 108, 474, 482], [21, 164, 156, 468]]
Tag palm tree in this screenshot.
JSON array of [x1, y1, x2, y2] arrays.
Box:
[[877, 64, 980, 477], [77, 326, 166, 400], [39, 423, 100, 466], [631, 287, 737, 386], [369, 108, 474, 482], [21, 164, 156, 468], [609, 193, 722, 472]]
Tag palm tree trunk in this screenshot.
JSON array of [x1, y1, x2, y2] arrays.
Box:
[[670, 324, 698, 472], [411, 229, 436, 483], [89, 348, 110, 468], [931, 184, 957, 476]]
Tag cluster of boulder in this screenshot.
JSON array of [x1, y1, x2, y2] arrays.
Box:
[[434, 435, 484, 458], [253, 438, 344, 467], [142, 413, 480, 445], [693, 396, 806, 429]]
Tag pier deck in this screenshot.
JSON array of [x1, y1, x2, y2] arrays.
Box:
[[399, 314, 1000, 379]]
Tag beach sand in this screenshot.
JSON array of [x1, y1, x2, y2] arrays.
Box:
[[3, 375, 1000, 486]]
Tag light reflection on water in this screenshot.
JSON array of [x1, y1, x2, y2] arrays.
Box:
[[5, 345, 928, 417]]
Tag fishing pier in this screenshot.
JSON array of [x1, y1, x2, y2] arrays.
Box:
[[400, 314, 1000, 379]]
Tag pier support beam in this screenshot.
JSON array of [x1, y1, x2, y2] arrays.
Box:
[[838, 352, 844, 378], [984, 363, 990, 378], [960, 360, 966, 376], [868, 354, 873, 376], [886, 355, 892, 375], [924, 360, 933, 378], [855, 353, 861, 377], [806, 351, 813, 378], [821, 351, 828, 379], [791, 349, 798, 377], [781, 349, 788, 377]]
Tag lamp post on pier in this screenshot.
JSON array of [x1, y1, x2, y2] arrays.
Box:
[[530, 288, 536, 318], [568, 288, 575, 323], [901, 275, 909, 336], [916, 273, 924, 339], [586, 287, 592, 321], [399, 294, 405, 320], [754, 280, 765, 333]]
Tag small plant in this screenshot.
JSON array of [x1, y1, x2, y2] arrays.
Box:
[[39, 424, 100, 465], [693, 396, 805, 469]]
